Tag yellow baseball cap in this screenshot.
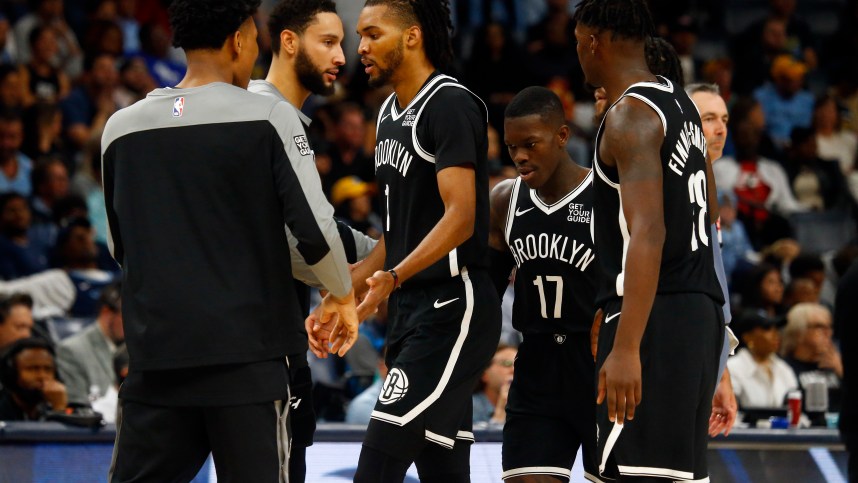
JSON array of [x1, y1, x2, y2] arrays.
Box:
[[771, 55, 807, 80], [331, 176, 372, 206]]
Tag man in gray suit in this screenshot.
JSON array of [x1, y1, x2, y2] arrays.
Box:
[[56, 282, 123, 406]]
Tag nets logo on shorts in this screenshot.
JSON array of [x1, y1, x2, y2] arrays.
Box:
[[378, 368, 409, 405], [172, 97, 184, 117]]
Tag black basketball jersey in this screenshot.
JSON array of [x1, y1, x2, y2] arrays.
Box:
[[592, 76, 724, 306], [504, 174, 597, 334], [375, 72, 490, 285]]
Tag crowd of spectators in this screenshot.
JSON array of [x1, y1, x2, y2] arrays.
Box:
[[0, 0, 856, 427]]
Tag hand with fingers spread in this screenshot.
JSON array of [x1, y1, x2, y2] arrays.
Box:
[[597, 348, 642, 425], [591, 308, 603, 361], [709, 368, 737, 437]]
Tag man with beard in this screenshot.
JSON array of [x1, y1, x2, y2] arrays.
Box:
[[56, 281, 124, 407], [334, 1, 500, 480], [0, 337, 68, 420], [248, 2, 377, 481], [575, 0, 724, 480]]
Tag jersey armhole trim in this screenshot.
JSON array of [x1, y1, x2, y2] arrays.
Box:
[[504, 177, 521, 244], [623, 93, 667, 137], [411, 82, 489, 164]]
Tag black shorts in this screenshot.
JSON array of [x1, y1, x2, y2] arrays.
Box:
[[286, 353, 316, 448], [363, 268, 501, 462], [502, 332, 599, 482], [595, 293, 723, 481], [109, 398, 291, 482]]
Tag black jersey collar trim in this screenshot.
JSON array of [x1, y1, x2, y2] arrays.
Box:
[[389, 72, 454, 121]]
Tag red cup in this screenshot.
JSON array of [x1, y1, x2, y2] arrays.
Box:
[[787, 390, 802, 427]]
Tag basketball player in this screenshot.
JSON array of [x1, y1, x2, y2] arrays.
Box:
[[592, 42, 739, 439], [574, 0, 725, 481], [101, 1, 358, 481], [248, 2, 377, 481], [327, 0, 500, 480], [488, 86, 599, 482]]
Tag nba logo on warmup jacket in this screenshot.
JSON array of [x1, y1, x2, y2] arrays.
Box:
[[173, 97, 184, 117]]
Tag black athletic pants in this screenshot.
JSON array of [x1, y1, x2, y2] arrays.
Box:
[[109, 399, 290, 483]]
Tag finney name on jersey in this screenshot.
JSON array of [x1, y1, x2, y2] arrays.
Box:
[[667, 120, 706, 177], [375, 138, 414, 177], [509, 233, 595, 272]]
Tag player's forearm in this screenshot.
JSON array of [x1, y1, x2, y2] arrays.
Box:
[[614, 228, 664, 351], [352, 236, 386, 297], [393, 206, 474, 284], [721, 367, 731, 385]]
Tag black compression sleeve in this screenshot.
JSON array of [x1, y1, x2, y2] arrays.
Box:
[[489, 247, 515, 299], [335, 219, 358, 263]]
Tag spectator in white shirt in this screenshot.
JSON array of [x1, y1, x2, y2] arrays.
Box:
[[728, 311, 798, 408]]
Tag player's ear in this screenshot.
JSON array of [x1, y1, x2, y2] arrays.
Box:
[[228, 29, 242, 59], [280, 29, 299, 56], [557, 125, 570, 146], [404, 25, 421, 49], [589, 34, 598, 55]]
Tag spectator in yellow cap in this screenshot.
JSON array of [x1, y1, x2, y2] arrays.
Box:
[[754, 54, 814, 149], [332, 176, 381, 239]]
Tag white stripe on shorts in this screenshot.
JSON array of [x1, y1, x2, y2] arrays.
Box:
[[425, 430, 455, 449], [616, 464, 695, 480], [502, 466, 571, 479], [370, 268, 474, 426]]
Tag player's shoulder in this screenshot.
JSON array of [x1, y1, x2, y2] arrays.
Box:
[[490, 177, 517, 209], [605, 95, 664, 137], [101, 95, 148, 152], [424, 78, 486, 114]]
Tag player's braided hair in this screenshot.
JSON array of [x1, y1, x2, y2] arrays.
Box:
[[645, 37, 684, 86], [572, 0, 655, 41], [365, 0, 454, 72]]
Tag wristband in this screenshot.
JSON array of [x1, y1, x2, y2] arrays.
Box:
[[387, 269, 400, 290]]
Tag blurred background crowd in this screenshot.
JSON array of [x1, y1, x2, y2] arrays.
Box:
[[0, 0, 856, 427]]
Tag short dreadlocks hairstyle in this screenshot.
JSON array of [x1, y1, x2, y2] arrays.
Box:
[[268, 0, 338, 55], [645, 37, 684, 87], [572, 0, 655, 41], [169, 0, 261, 51], [364, 0, 454, 73]]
